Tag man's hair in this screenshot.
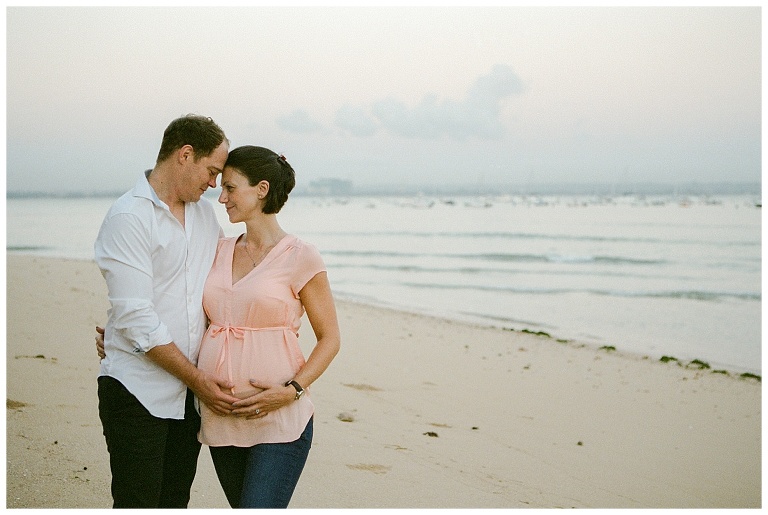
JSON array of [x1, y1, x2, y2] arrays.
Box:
[[156, 114, 227, 163]]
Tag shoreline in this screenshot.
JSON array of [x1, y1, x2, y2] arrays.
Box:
[[7, 251, 761, 378], [332, 291, 762, 379], [5, 255, 761, 508]]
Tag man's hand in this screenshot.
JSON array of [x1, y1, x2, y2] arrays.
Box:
[[144, 342, 239, 416], [95, 326, 105, 360], [190, 371, 239, 416]]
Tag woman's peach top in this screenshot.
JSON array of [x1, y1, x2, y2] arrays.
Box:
[[197, 234, 325, 447]]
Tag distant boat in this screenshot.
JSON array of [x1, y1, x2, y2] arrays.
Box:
[[399, 196, 435, 209], [464, 198, 493, 208]]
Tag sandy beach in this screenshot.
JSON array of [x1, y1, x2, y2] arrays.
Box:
[[5, 255, 761, 508]]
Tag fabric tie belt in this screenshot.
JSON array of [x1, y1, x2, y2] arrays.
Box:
[[209, 323, 294, 392]]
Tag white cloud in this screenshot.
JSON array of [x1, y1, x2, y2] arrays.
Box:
[[334, 105, 379, 137], [276, 109, 324, 134], [371, 64, 525, 140]]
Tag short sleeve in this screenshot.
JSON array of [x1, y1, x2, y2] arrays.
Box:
[[290, 242, 327, 298]]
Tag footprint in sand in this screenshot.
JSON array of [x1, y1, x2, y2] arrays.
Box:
[[346, 464, 391, 475], [343, 383, 382, 391], [7, 399, 28, 410], [337, 412, 356, 422], [15, 355, 57, 363]]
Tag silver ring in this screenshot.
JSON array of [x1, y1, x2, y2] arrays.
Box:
[[255, 409, 260, 415]]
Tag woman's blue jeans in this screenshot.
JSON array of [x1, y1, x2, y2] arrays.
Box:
[[209, 417, 313, 508]]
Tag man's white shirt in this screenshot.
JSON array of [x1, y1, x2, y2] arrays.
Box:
[[95, 171, 222, 419]]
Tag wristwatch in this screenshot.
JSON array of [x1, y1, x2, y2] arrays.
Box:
[[284, 380, 304, 400]]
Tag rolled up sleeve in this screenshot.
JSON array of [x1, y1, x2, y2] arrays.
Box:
[[95, 212, 173, 353]]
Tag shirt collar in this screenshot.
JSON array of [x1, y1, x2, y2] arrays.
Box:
[[133, 169, 167, 209]]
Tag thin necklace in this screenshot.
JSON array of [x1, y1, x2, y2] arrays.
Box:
[[243, 243, 258, 267], [242, 234, 282, 268]]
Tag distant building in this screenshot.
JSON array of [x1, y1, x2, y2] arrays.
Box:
[[306, 178, 353, 196]]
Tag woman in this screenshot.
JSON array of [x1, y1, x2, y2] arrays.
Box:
[[197, 146, 340, 508]]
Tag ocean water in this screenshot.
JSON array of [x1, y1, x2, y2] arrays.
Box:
[[6, 193, 762, 374]]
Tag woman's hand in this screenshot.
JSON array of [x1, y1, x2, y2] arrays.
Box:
[[231, 380, 296, 420]]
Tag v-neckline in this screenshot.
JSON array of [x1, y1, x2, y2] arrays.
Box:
[[230, 233, 290, 287]]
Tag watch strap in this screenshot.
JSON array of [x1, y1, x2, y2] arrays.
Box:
[[284, 380, 304, 399]]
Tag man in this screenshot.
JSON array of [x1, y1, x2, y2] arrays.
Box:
[[94, 114, 240, 508]]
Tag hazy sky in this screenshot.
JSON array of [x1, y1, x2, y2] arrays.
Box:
[[6, 6, 762, 194]]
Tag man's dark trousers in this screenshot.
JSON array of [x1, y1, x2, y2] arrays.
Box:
[[98, 376, 201, 508]]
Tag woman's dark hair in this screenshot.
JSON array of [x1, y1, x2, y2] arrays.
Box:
[[226, 146, 295, 214], [156, 114, 227, 163]]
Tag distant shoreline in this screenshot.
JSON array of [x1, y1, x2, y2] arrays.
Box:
[[6, 181, 761, 199]]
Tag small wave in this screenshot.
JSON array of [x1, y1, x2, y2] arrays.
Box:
[[324, 250, 422, 258], [397, 282, 760, 302], [610, 290, 762, 302], [330, 263, 515, 275], [324, 249, 666, 266], [7, 245, 53, 252], [327, 262, 699, 281], [306, 230, 759, 247], [464, 253, 665, 265]]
